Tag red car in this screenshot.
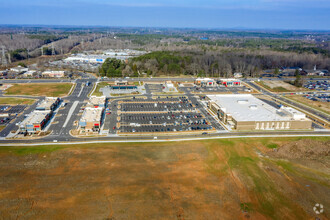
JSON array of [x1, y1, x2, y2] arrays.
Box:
[[113, 126, 116, 130]]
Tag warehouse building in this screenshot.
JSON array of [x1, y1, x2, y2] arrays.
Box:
[[36, 97, 61, 111], [88, 96, 106, 108], [207, 94, 312, 130], [19, 110, 53, 134], [78, 107, 104, 133]]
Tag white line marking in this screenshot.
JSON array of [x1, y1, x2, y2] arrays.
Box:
[[62, 101, 79, 128], [77, 85, 84, 97]]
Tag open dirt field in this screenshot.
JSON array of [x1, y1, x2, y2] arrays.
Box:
[[259, 80, 306, 92], [0, 137, 329, 219], [5, 83, 73, 97]]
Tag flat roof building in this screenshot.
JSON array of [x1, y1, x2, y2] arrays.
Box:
[[10, 66, 28, 73], [19, 110, 52, 134], [195, 78, 216, 87], [218, 78, 241, 86], [36, 97, 61, 111], [42, 71, 65, 78], [115, 80, 128, 86], [88, 96, 106, 108], [207, 94, 312, 130], [79, 107, 104, 133]]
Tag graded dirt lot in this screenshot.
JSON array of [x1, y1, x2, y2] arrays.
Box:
[[0, 137, 329, 219], [258, 80, 306, 92], [5, 83, 73, 97]]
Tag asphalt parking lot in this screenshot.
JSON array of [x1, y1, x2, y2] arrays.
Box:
[[119, 112, 213, 133], [0, 105, 27, 115], [120, 112, 206, 125], [114, 94, 227, 133], [120, 102, 195, 112], [0, 105, 27, 126], [145, 84, 163, 93], [304, 93, 330, 102], [120, 124, 213, 133], [304, 80, 329, 91]]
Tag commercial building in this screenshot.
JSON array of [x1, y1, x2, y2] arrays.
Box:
[[10, 66, 28, 73], [36, 97, 61, 111], [234, 73, 243, 78], [23, 70, 37, 77], [42, 71, 65, 78], [195, 78, 216, 87], [78, 107, 104, 133], [218, 78, 241, 87], [64, 49, 147, 63], [164, 81, 176, 92], [115, 80, 128, 86], [19, 110, 53, 134], [207, 94, 312, 130], [88, 96, 106, 108]]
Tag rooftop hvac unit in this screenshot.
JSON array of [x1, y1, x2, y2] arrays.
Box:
[[237, 100, 248, 104]]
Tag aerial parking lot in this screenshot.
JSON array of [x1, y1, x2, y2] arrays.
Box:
[[304, 80, 330, 90], [0, 105, 27, 125], [105, 95, 224, 135], [119, 112, 213, 133]]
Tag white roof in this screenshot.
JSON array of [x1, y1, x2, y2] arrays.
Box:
[[37, 97, 58, 109], [207, 94, 307, 122], [22, 110, 51, 125], [89, 96, 106, 105], [80, 107, 103, 123]]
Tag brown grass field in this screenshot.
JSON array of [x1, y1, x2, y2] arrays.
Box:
[[0, 97, 36, 105], [5, 83, 73, 97], [0, 137, 329, 219]]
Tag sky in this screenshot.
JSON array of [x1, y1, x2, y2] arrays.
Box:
[[0, 0, 329, 30]]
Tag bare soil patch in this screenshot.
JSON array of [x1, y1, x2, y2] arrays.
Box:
[[0, 137, 329, 219]]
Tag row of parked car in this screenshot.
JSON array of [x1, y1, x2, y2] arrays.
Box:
[[304, 80, 330, 91], [304, 94, 330, 102]]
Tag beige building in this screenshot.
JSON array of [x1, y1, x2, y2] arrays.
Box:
[[88, 96, 106, 108], [42, 71, 65, 78], [195, 78, 216, 87], [207, 94, 312, 130], [78, 107, 104, 133]]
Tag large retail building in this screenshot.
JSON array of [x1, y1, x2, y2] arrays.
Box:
[[207, 94, 312, 130]]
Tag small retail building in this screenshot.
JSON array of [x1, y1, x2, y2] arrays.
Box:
[[207, 94, 312, 130], [88, 96, 106, 108], [19, 110, 53, 134], [218, 78, 241, 87], [78, 107, 104, 133], [36, 97, 61, 111], [115, 80, 128, 86], [195, 78, 216, 87], [42, 71, 65, 78]]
